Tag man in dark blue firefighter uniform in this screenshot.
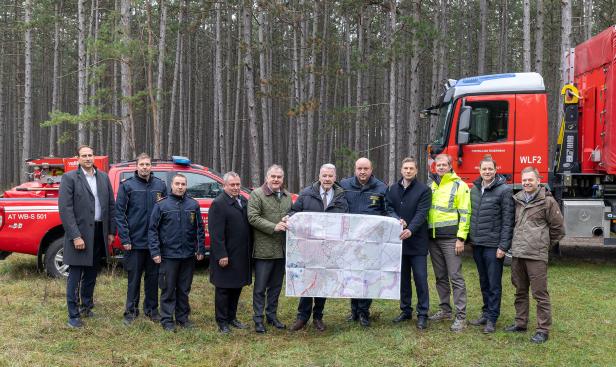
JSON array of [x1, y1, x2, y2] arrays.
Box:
[[116, 153, 167, 325], [340, 157, 403, 327], [149, 173, 206, 332]]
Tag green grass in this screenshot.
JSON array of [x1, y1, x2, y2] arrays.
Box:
[[0, 254, 615, 367]]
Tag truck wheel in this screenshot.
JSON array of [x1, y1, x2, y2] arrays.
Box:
[[44, 238, 69, 278]]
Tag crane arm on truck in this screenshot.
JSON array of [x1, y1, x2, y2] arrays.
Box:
[[554, 84, 581, 175]]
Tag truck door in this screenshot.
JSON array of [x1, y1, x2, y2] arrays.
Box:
[[451, 95, 516, 184]]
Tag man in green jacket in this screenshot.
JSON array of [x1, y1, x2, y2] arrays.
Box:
[[504, 166, 564, 344], [247, 164, 293, 334]]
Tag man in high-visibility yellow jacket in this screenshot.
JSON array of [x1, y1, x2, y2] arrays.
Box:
[[427, 154, 471, 332]]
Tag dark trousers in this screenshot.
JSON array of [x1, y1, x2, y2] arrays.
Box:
[[215, 287, 243, 325], [252, 258, 285, 323], [350, 298, 372, 318], [159, 257, 195, 327], [297, 297, 326, 322], [399, 254, 430, 317], [472, 246, 504, 323], [511, 257, 551, 334], [66, 222, 104, 319], [124, 249, 159, 317]]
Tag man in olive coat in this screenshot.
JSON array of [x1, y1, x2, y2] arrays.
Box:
[[505, 166, 564, 344], [208, 171, 252, 334], [59, 145, 116, 328], [247, 164, 293, 333]]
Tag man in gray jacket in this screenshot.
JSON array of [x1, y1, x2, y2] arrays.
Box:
[[59, 145, 116, 328], [504, 166, 564, 344]]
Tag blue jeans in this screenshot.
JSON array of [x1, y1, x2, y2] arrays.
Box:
[[472, 246, 504, 323]]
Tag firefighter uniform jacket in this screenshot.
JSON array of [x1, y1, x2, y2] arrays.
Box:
[[148, 193, 206, 259], [115, 172, 167, 250]]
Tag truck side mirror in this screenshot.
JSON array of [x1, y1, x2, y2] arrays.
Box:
[[457, 106, 472, 145]]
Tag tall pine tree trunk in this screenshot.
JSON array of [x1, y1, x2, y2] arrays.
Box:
[[77, 0, 87, 144], [242, 0, 261, 186], [22, 0, 32, 180], [120, 0, 135, 160], [534, 0, 543, 74], [523, 0, 531, 72], [258, 7, 272, 170], [154, 0, 167, 158]]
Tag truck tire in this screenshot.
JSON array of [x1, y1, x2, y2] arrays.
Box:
[[44, 238, 69, 278]]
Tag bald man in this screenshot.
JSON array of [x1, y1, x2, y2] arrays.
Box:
[[340, 157, 402, 327]]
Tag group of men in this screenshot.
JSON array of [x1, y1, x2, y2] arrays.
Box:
[[59, 145, 563, 344]]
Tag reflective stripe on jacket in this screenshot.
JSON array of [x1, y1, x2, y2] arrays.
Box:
[[428, 171, 471, 240]]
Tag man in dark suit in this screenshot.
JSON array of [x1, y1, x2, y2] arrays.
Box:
[[208, 171, 252, 334], [116, 153, 167, 325], [386, 157, 432, 330], [287, 163, 349, 332], [59, 145, 116, 328]]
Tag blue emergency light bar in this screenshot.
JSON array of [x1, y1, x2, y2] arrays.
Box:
[[171, 156, 191, 166]]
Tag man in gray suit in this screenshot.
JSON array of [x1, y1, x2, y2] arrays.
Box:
[[59, 145, 116, 328]]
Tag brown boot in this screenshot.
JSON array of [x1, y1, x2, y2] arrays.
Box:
[[290, 319, 306, 331], [313, 319, 326, 332]]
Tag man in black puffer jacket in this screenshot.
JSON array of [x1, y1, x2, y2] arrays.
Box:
[[467, 155, 514, 333], [287, 163, 349, 332]]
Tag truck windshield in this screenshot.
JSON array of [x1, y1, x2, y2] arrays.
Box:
[[432, 102, 452, 146]]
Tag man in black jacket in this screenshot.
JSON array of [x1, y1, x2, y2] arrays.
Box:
[[287, 163, 349, 332], [149, 174, 206, 332], [59, 145, 116, 329], [387, 157, 432, 330], [467, 155, 514, 333], [116, 153, 167, 325], [208, 172, 252, 334]]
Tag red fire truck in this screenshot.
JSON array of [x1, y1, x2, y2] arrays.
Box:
[[424, 25, 616, 249], [0, 156, 250, 277]]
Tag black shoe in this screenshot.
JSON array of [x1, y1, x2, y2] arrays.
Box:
[[146, 311, 162, 322], [123, 315, 136, 326], [530, 332, 549, 344], [416, 316, 428, 330], [504, 324, 527, 333], [358, 314, 370, 327], [483, 320, 496, 334], [392, 312, 412, 323], [177, 320, 195, 329], [267, 318, 286, 329], [255, 322, 266, 334], [469, 315, 488, 326], [218, 323, 231, 334], [162, 323, 176, 332], [80, 309, 94, 318], [67, 318, 83, 329], [230, 319, 248, 329], [347, 314, 358, 322]]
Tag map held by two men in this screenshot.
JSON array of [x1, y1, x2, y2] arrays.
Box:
[[285, 212, 402, 299]]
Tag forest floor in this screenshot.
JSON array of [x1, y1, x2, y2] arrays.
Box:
[[0, 251, 615, 367]]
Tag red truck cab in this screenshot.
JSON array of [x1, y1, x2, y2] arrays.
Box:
[[0, 156, 251, 277], [427, 72, 549, 186]]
